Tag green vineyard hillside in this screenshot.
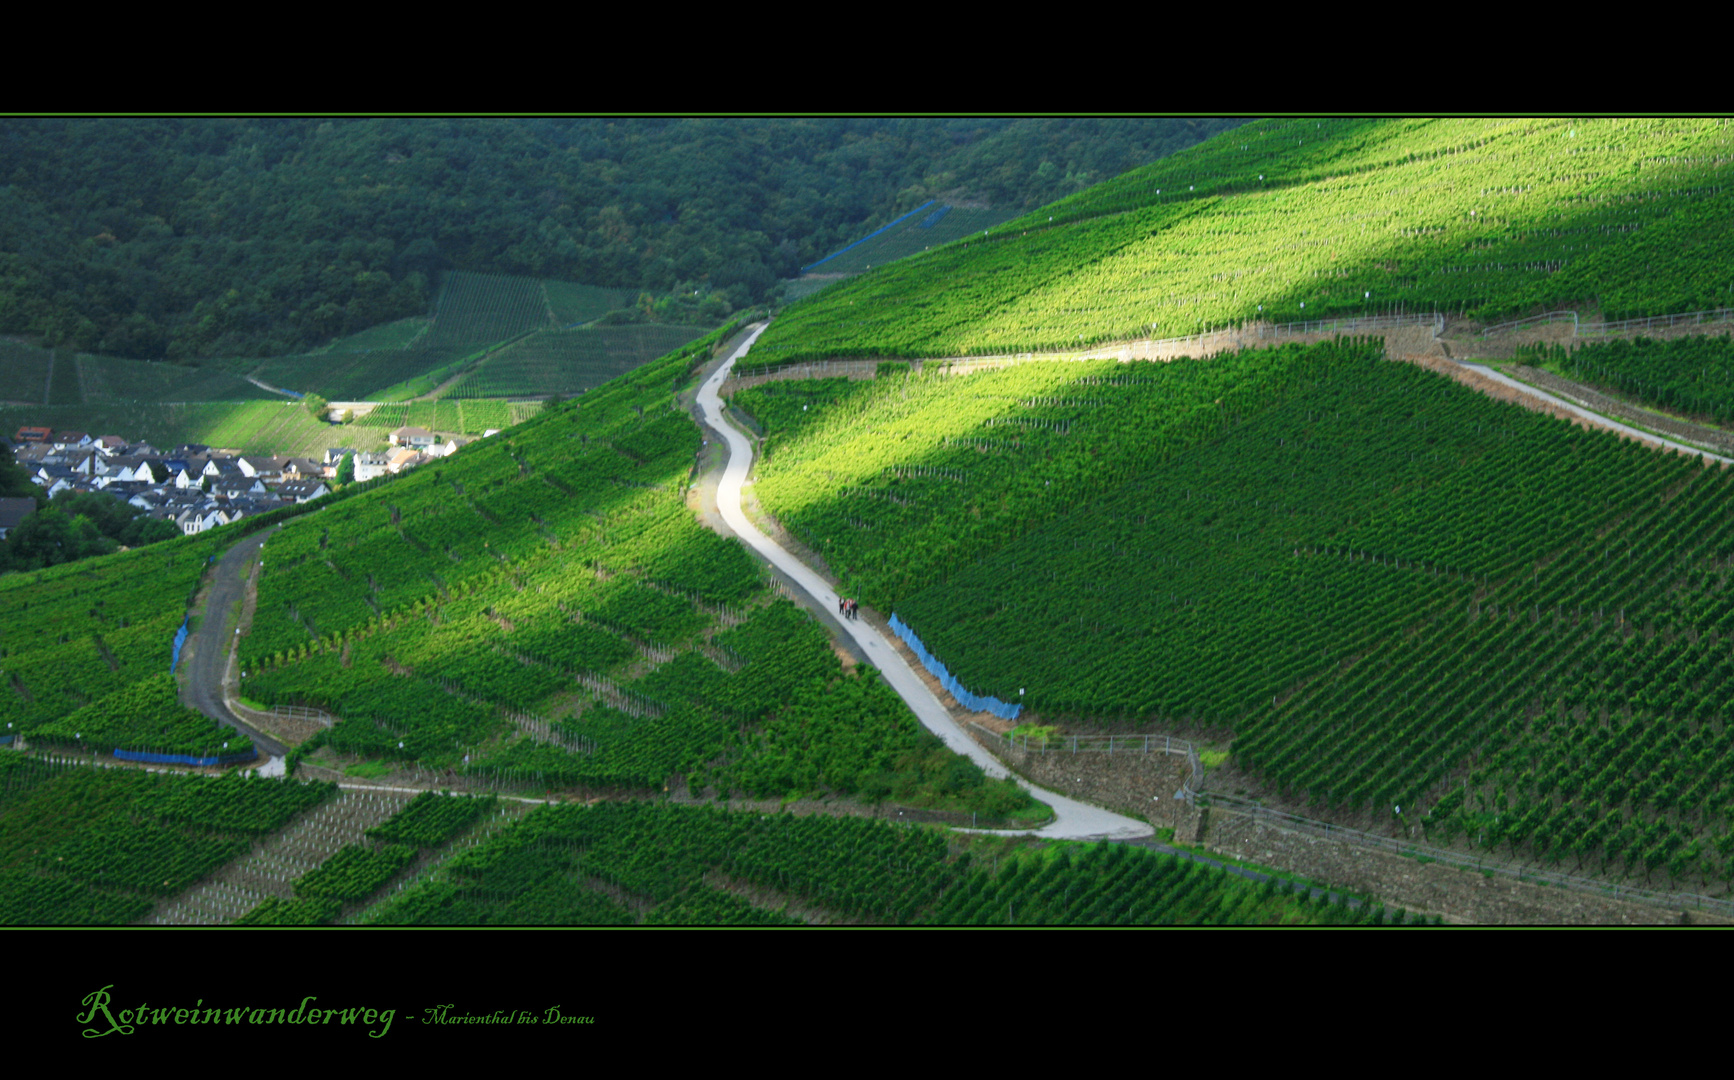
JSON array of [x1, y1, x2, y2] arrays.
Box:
[[749, 117, 1734, 366], [732, 323, 1734, 890], [363, 801, 1419, 926]]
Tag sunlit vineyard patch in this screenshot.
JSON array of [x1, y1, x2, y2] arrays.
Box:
[[752, 118, 1734, 365]]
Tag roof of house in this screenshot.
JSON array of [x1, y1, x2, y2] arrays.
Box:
[[0, 497, 36, 532], [392, 426, 436, 440]]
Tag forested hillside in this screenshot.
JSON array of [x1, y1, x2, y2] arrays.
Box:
[[0, 118, 1240, 361]]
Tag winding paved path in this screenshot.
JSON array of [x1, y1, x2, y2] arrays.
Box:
[[1456, 361, 1734, 465], [697, 326, 1151, 841], [183, 528, 288, 760]]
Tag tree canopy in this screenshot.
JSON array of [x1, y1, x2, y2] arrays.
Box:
[[0, 118, 1243, 362]]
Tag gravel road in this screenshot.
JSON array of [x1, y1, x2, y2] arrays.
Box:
[[697, 326, 1151, 841]]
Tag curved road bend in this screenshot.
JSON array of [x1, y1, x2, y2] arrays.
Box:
[[699, 327, 1151, 842], [184, 526, 288, 759]]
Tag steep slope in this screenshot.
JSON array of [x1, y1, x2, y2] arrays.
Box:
[[751, 117, 1734, 365]]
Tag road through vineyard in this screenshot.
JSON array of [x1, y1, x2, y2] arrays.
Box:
[[698, 325, 1152, 842], [185, 529, 288, 760]]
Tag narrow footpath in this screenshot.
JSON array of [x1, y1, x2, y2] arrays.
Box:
[[697, 326, 1150, 841]]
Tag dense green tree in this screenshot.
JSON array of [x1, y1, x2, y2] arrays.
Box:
[[0, 118, 1243, 361], [0, 443, 44, 506], [2, 504, 115, 569]]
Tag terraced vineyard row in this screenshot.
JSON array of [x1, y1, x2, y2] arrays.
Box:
[[799, 203, 1024, 278]]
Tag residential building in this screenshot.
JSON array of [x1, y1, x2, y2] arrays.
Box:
[[389, 426, 438, 448], [0, 497, 35, 539]]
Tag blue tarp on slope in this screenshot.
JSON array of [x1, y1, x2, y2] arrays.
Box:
[[169, 616, 190, 674], [916, 205, 952, 229], [114, 747, 259, 767], [888, 613, 1022, 721], [801, 201, 937, 273]]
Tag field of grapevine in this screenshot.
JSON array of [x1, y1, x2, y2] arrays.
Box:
[[749, 118, 1734, 366], [310, 316, 432, 354], [447, 326, 710, 398], [1, 528, 227, 734], [246, 346, 475, 403], [233, 322, 1030, 821], [219, 278, 664, 403], [360, 800, 1413, 925], [422, 271, 553, 349], [544, 281, 636, 327], [733, 333, 1734, 891], [353, 400, 539, 434], [1529, 334, 1734, 429], [0, 755, 338, 925], [46, 350, 81, 405], [0, 341, 53, 404], [0, 400, 382, 457], [77, 355, 278, 404], [802, 203, 1024, 279]]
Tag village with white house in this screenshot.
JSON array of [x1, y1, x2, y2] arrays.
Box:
[[3, 423, 495, 537]]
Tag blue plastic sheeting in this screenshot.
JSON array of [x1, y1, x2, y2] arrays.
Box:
[[169, 616, 190, 674], [888, 613, 1022, 721], [114, 747, 259, 767], [0, 735, 12, 745], [801, 200, 936, 273], [916, 205, 952, 229]]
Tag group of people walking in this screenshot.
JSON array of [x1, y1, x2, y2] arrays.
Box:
[[838, 596, 859, 620]]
